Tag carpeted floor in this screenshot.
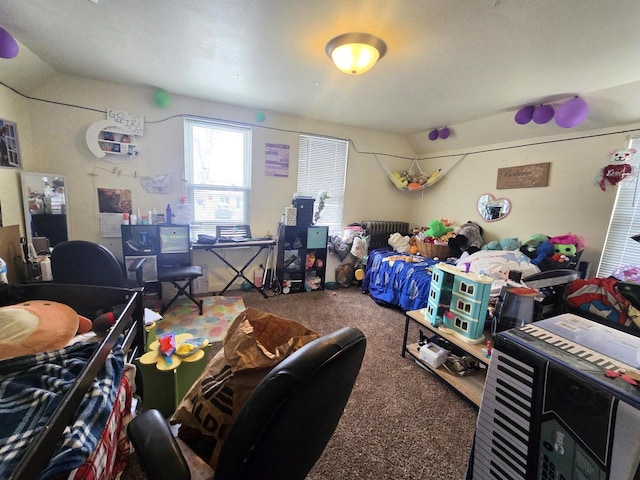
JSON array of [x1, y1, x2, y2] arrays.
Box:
[[123, 287, 478, 479]]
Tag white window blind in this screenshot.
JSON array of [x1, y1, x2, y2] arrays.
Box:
[[297, 135, 348, 236], [184, 118, 251, 238], [597, 137, 640, 278]]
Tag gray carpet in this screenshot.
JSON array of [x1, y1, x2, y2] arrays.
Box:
[[123, 287, 478, 479]]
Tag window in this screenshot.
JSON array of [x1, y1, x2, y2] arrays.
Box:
[[184, 118, 251, 238], [597, 137, 640, 278], [297, 135, 348, 236]]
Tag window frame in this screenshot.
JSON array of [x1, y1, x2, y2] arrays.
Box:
[[597, 137, 640, 278], [297, 134, 348, 236], [184, 117, 252, 238]]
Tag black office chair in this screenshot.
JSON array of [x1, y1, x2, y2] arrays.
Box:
[[50, 240, 145, 288], [157, 264, 204, 315], [127, 326, 367, 480]]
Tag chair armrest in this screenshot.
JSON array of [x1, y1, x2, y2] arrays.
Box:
[[127, 409, 190, 480], [127, 257, 147, 286]]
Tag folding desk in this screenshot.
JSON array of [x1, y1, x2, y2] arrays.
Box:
[[193, 239, 275, 298]]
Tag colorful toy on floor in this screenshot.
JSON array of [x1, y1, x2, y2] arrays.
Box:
[[140, 332, 210, 371]]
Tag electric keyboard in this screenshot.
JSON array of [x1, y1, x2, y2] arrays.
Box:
[[471, 313, 640, 480]]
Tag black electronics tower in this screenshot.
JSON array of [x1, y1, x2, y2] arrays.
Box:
[[292, 197, 314, 226]]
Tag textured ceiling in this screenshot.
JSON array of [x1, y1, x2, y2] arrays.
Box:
[[2, 0, 640, 141]]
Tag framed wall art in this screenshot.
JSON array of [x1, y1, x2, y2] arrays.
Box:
[[0, 118, 21, 169]]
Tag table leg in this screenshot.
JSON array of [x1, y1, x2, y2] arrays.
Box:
[[207, 246, 270, 298]]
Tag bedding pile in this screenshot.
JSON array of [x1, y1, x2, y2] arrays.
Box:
[[0, 338, 125, 479]]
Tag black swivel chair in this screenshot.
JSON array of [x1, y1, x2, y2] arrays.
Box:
[[157, 225, 203, 315], [50, 240, 146, 288], [127, 326, 367, 480]]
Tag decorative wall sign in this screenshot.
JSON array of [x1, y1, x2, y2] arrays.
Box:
[[107, 108, 144, 135], [497, 162, 550, 189]]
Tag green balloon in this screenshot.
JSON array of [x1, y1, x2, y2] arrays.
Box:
[[255, 111, 266, 123], [154, 89, 170, 108]]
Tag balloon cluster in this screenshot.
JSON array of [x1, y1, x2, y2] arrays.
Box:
[[0, 27, 18, 59], [514, 97, 589, 128], [428, 127, 450, 141]]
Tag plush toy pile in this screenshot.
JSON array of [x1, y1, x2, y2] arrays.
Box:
[[519, 233, 588, 267]]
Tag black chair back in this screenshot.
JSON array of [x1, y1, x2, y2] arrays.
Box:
[[214, 326, 366, 480], [51, 240, 127, 287]]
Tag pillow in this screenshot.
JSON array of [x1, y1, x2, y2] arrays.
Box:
[[0, 300, 88, 360]]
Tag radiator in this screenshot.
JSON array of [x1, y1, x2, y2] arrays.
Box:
[[361, 220, 410, 250]]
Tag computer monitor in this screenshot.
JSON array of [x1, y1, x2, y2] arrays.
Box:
[[159, 226, 190, 253], [158, 225, 191, 267]]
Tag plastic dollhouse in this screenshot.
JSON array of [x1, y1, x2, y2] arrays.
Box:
[[424, 262, 492, 343]]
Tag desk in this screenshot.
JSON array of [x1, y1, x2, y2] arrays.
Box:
[[193, 239, 275, 298]]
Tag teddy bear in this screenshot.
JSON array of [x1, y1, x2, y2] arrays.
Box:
[[599, 148, 636, 191], [448, 221, 484, 258]]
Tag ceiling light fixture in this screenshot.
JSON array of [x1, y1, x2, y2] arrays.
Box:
[[325, 33, 387, 75]]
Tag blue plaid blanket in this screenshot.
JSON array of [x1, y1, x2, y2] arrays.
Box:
[[0, 338, 125, 480]]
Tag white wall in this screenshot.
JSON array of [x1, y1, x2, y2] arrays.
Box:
[[6, 72, 415, 288], [2, 43, 638, 289], [407, 117, 639, 270]]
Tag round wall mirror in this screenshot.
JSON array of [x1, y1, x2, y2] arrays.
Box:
[[477, 193, 511, 222]]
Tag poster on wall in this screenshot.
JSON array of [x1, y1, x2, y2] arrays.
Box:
[[97, 187, 132, 237], [265, 143, 289, 177], [0, 118, 21, 170]]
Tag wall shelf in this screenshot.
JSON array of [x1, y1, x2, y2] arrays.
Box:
[[86, 120, 139, 162]]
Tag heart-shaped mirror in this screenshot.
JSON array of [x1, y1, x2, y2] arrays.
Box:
[[477, 193, 511, 222]]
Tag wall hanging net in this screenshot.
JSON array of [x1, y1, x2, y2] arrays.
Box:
[[375, 154, 466, 192]]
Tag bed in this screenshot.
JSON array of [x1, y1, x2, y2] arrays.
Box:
[[361, 248, 546, 312], [361, 249, 446, 311], [0, 283, 145, 480]]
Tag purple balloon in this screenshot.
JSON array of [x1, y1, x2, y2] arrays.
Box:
[[438, 127, 450, 139], [428, 129, 439, 141], [555, 97, 589, 128], [0, 28, 18, 59], [532, 104, 554, 124], [514, 105, 534, 125]]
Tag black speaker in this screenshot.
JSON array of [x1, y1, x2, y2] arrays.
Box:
[[292, 197, 314, 226]]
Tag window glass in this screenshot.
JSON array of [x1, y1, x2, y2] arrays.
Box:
[[185, 118, 251, 237], [597, 138, 640, 278], [297, 135, 348, 236]]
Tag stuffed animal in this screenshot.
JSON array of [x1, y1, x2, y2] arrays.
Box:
[[529, 240, 555, 265], [552, 243, 577, 257], [521, 234, 550, 252], [448, 221, 484, 258], [424, 219, 453, 239], [388, 232, 412, 253], [482, 238, 520, 251], [599, 148, 636, 191]]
